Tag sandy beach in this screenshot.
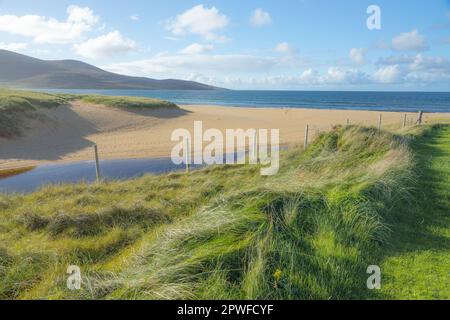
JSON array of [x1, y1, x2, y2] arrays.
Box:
[[0, 101, 448, 170]]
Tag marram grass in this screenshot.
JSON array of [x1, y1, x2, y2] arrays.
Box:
[[0, 88, 178, 137], [1, 124, 448, 300]]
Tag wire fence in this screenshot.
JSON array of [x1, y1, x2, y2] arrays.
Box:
[[0, 110, 441, 186]]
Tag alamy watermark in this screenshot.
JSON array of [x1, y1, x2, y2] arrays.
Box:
[[367, 5, 381, 30], [67, 265, 81, 290], [367, 265, 381, 290], [171, 121, 280, 176]]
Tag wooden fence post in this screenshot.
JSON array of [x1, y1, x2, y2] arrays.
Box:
[[93, 144, 101, 183], [403, 114, 407, 128], [304, 125, 309, 150], [417, 111, 424, 125], [378, 114, 382, 130]]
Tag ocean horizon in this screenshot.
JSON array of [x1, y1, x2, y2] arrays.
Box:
[[41, 89, 450, 113]]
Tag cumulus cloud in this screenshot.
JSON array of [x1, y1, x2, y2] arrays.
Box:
[[392, 29, 429, 52], [349, 48, 368, 65], [0, 42, 28, 51], [74, 31, 136, 59], [250, 9, 272, 27], [166, 5, 229, 42], [299, 69, 319, 84], [373, 65, 402, 83], [180, 43, 214, 54], [216, 67, 371, 88], [321, 67, 369, 84], [376, 54, 450, 84], [0, 5, 99, 44]]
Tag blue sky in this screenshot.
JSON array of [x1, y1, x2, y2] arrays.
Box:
[[0, 0, 450, 91]]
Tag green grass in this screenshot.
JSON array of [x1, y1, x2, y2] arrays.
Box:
[[0, 88, 66, 137], [375, 124, 450, 299], [61, 94, 179, 110], [0, 124, 448, 300]]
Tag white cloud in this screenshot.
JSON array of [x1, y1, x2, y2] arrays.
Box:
[[130, 14, 139, 21], [376, 54, 450, 84], [392, 29, 429, 52], [67, 5, 99, 25], [409, 54, 450, 72], [299, 69, 319, 84], [211, 67, 371, 88], [180, 43, 214, 54], [74, 31, 136, 59], [166, 5, 229, 42], [321, 67, 369, 84], [250, 9, 272, 27], [373, 65, 401, 83], [104, 53, 277, 77], [349, 48, 368, 65], [275, 42, 295, 54], [0, 5, 99, 44], [0, 42, 28, 51]]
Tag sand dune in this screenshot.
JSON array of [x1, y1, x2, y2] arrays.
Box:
[[0, 101, 448, 169]]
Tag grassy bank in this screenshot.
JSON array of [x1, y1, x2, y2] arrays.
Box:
[[0, 89, 66, 137], [2, 124, 445, 300], [0, 89, 178, 138], [60, 94, 179, 110]]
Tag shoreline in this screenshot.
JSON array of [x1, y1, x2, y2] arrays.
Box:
[[1, 103, 449, 170], [177, 103, 450, 114]]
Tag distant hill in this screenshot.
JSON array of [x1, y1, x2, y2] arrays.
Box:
[[0, 50, 222, 90]]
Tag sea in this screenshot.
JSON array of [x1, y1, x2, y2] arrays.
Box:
[[41, 89, 450, 113]]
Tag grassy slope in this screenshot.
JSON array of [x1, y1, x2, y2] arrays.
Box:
[[0, 89, 65, 137], [61, 94, 179, 110], [0, 89, 178, 138], [2, 125, 436, 300], [376, 125, 450, 299]]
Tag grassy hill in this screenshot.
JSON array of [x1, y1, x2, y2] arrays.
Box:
[[1, 124, 447, 300], [0, 89, 178, 138]]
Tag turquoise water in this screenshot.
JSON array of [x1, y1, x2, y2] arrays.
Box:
[[43, 89, 450, 113]]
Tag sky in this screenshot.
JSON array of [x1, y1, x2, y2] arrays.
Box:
[[0, 0, 450, 91]]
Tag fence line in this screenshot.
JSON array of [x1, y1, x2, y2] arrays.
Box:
[[4, 109, 435, 184]]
